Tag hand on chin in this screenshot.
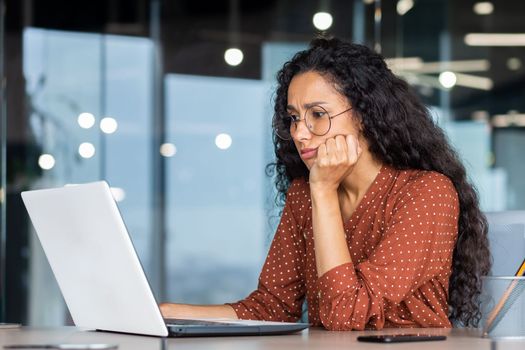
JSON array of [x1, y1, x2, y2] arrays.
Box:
[[308, 134, 361, 190]]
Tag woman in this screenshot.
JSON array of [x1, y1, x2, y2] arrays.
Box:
[[160, 37, 491, 330]]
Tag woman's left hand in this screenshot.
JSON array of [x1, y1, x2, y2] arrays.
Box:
[[309, 134, 362, 192]]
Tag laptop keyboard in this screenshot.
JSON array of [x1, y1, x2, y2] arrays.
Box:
[[165, 318, 237, 326]]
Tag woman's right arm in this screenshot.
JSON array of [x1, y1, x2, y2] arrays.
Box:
[[159, 303, 238, 319], [225, 182, 307, 321]]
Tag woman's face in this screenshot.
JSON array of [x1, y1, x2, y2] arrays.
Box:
[[286, 71, 360, 170]]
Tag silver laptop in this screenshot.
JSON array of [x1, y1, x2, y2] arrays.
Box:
[[21, 181, 309, 337]]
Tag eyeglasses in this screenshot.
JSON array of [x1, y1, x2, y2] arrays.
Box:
[[273, 105, 353, 140]]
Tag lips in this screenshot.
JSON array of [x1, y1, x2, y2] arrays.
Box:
[[300, 148, 317, 160]]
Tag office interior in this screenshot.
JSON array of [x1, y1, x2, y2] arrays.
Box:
[[0, 0, 524, 328]]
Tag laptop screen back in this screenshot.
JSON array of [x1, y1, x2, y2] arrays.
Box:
[[21, 182, 168, 336]]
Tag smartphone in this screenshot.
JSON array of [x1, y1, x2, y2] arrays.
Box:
[[357, 334, 447, 343]]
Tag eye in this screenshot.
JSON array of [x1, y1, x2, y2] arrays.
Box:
[[310, 109, 327, 119], [287, 114, 300, 123]]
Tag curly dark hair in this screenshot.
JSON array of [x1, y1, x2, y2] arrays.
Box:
[[267, 37, 491, 327]]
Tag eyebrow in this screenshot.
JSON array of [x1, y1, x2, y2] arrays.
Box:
[[286, 101, 329, 111]]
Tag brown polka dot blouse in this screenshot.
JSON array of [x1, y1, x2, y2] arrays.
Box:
[[228, 165, 459, 330]]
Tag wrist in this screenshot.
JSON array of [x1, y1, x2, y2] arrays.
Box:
[[309, 183, 338, 198]]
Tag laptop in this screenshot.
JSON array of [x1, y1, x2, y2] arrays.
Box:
[[21, 181, 309, 337]]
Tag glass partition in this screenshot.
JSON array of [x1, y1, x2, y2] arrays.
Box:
[[21, 28, 155, 324], [164, 74, 269, 302]]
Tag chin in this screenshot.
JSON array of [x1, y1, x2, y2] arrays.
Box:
[[302, 160, 313, 170]]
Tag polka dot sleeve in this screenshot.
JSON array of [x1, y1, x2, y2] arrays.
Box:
[[316, 173, 459, 330], [226, 181, 307, 322]]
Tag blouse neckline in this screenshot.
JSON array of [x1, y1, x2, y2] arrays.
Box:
[[344, 164, 394, 228]]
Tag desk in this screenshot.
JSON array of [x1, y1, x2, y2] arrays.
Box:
[[1, 327, 523, 350]]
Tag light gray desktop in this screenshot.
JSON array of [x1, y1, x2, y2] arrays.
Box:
[[1, 326, 525, 350]]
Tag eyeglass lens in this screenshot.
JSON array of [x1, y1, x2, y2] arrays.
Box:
[[274, 105, 332, 140]]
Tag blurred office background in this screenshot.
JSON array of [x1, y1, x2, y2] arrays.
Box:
[[0, 0, 524, 325]]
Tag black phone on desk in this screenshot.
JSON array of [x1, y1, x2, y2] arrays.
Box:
[[357, 334, 447, 343]]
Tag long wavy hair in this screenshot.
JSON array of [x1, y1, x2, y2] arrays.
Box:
[[267, 37, 491, 327]]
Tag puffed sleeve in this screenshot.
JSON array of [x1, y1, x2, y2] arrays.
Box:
[[227, 181, 307, 321], [316, 173, 459, 330]]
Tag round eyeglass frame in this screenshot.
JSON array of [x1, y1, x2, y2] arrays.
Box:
[[273, 105, 353, 141]]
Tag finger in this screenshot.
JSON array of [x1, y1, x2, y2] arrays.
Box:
[[317, 142, 328, 161], [346, 135, 360, 163], [335, 135, 348, 152], [335, 135, 347, 161], [322, 138, 335, 162], [325, 137, 337, 151]]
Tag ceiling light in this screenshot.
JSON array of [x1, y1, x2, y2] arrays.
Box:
[[465, 33, 525, 46], [78, 142, 96, 159], [38, 154, 55, 170], [77, 112, 95, 129], [454, 73, 493, 90], [507, 57, 522, 70], [396, 0, 414, 16], [312, 12, 333, 30], [100, 117, 118, 134], [224, 48, 243, 66], [492, 115, 509, 127], [215, 133, 232, 150], [473, 2, 494, 15], [439, 71, 457, 89], [401, 72, 492, 91], [160, 143, 177, 157], [515, 115, 525, 127], [385, 57, 424, 72], [492, 113, 525, 127], [391, 59, 489, 74], [414, 60, 489, 73]]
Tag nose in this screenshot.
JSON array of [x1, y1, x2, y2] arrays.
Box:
[[292, 119, 312, 140]]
